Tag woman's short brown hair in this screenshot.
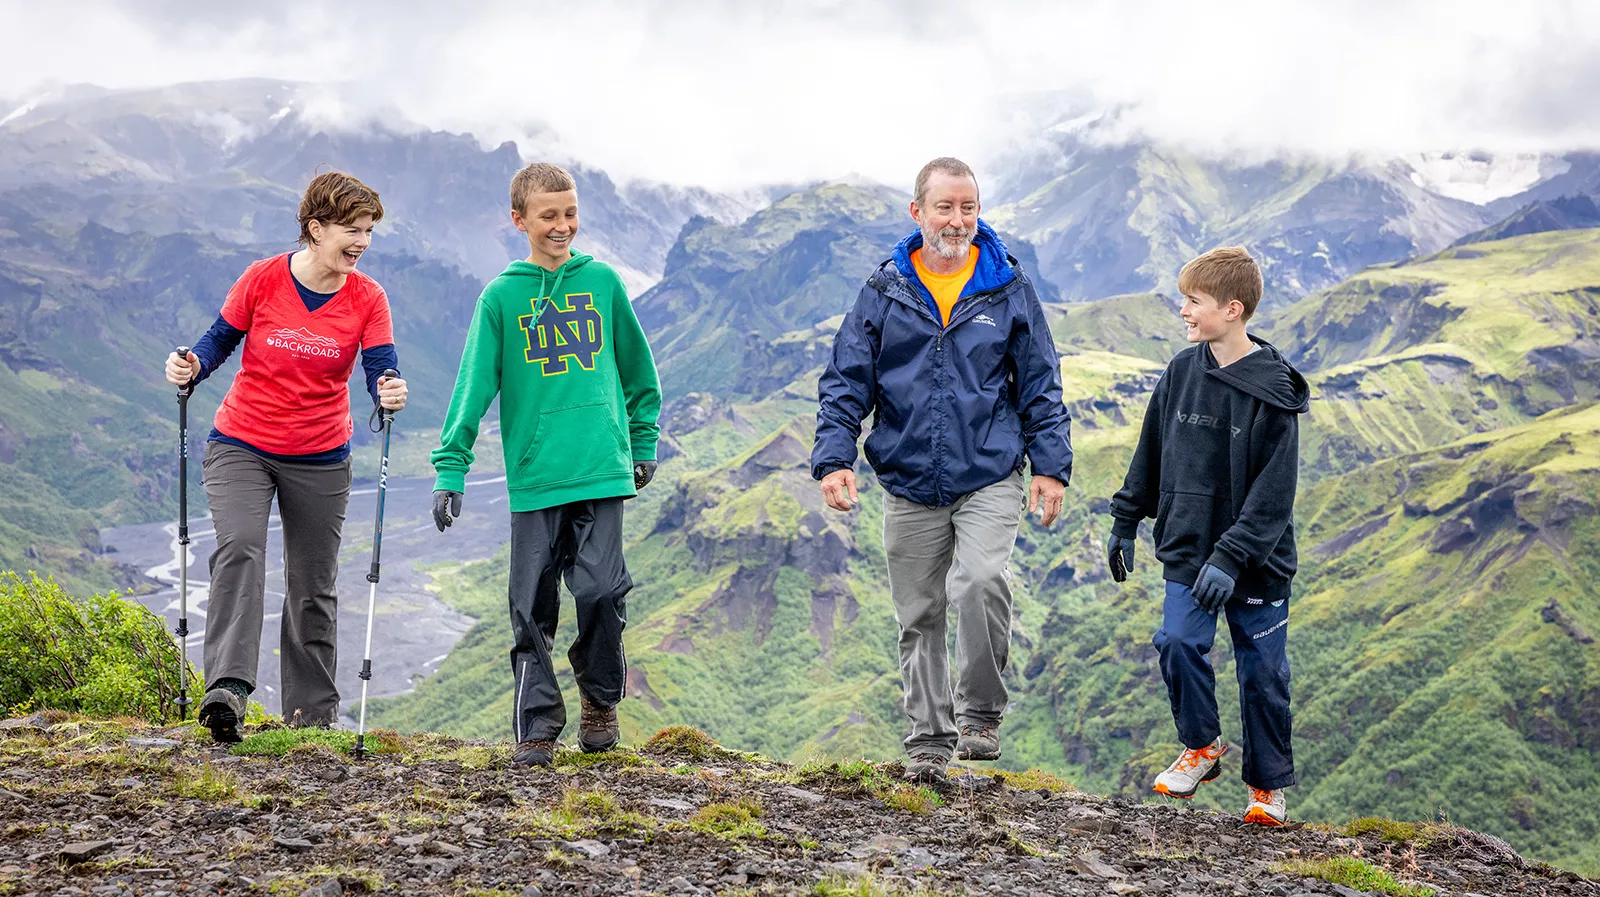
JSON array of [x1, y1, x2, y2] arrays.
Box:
[[298, 171, 384, 246]]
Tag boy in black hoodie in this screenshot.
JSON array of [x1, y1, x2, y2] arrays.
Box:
[[1106, 246, 1310, 826]]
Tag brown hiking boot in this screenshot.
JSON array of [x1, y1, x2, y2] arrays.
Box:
[[956, 723, 1000, 761], [579, 695, 619, 753], [905, 752, 949, 783], [512, 739, 556, 767], [197, 687, 246, 744]]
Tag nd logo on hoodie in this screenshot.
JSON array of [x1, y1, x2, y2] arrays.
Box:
[[520, 292, 604, 375]]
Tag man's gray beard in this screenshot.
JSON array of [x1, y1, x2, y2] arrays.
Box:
[[923, 225, 973, 260]]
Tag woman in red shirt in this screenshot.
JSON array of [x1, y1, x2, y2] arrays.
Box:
[[163, 171, 408, 742]]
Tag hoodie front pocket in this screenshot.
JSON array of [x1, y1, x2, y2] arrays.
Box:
[[1154, 491, 1233, 570], [516, 402, 630, 486]]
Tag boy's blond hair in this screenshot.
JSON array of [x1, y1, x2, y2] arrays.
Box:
[[510, 162, 577, 216], [1178, 246, 1263, 320]]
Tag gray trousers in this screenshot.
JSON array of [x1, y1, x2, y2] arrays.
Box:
[[508, 498, 632, 743], [202, 442, 351, 725], [883, 471, 1025, 758]]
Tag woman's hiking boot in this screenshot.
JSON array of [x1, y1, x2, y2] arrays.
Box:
[[905, 752, 949, 783], [1244, 787, 1287, 826], [956, 723, 1000, 761], [512, 740, 557, 768], [578, 696, 620, 753], [196, 686, 247, 744], [1152, 737, 1227, 798]]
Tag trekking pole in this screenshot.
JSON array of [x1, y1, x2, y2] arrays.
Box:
[[353, 369, 400, 759], [174, 345, 193, 721]]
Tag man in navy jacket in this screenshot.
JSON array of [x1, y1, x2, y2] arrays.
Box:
[[812, 157, 1073, 781]]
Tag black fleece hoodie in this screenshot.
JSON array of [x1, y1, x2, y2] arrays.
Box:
[[1110, 335, 1311, 601]]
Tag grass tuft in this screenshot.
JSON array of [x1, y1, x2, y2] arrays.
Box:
[[265, 865, 383, 895], [688, 797, 767, 839], [643, 725, 735, 760], [1274, 856, 1434, 896], [170, 762, 239, 801], [1342, 817, 1423, 842], [233, 728, 353, 757], [1000, 768, 1074, 793], [811, 874, 948, 896], [554, 747, 650, 769], [880, 784, 943, 814]]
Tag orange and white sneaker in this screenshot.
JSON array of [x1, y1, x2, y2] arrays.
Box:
[[1152, 737, 1227, 798], [1244, 787, 1287, 826]]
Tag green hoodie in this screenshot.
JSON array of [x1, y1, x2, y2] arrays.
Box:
[[431, 252, 662, 512]]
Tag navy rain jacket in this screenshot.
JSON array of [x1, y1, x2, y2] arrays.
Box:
[[811, 220, 1073, 507]]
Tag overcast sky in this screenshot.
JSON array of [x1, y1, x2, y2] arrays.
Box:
[[2, 0, 1596, 187]]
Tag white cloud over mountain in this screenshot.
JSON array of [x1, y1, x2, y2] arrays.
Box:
[[1, 0, 1596, 188]]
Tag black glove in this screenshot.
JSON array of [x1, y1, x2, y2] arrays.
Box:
[[432, 490, 463, 532], [634, 460, 658, 490], [1192, 564, 1236, 613], [1107, 533, 1136, 583]]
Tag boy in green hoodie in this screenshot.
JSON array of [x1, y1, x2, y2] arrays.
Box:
[[430, 162, 662, 768]]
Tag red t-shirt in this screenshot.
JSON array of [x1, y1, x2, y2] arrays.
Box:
[[212, 255, 394, 455]]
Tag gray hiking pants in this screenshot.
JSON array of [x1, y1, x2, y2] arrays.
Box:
[[508, 498, 632, 744], [883, 471, 1025, 759], [202, 442, 351, 725]]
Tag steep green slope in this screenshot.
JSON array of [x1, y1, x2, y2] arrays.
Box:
[[1268, 227, 1600, 390], [1291, 403, 1600, 873], [1047, 292, 1183, 364]]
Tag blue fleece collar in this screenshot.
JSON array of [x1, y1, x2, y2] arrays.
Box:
[[892, 218, 1016, 301]]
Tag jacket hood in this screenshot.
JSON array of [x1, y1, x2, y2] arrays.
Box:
[[883, 219, 1016, 297], [1202, 335, 1311, 413], [501, 252, 593, 318]]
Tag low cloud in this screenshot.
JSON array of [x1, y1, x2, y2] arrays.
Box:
[[1, 0, 1596, 188]]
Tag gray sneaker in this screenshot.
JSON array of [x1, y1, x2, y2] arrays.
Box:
[[905, 752, 948, 783], [578, 695, 619, 753], [956, 723, 1000, 761], [512, 740, 556, 768], [197, 688, 246, 744]]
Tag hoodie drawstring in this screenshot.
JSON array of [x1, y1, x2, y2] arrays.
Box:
[[532, 264, 570, 323]]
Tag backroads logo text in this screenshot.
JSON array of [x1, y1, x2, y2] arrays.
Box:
[[265, 327, 342, 358]]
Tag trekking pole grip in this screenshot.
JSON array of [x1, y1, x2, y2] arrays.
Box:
[[379, 368, 400, 421], [175, 345, 193, 396]]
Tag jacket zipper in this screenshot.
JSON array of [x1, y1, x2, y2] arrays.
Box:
[[880, 271, 1015, 505]]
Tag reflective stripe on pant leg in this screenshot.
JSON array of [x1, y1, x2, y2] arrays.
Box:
[[515, 659, 530, 743]]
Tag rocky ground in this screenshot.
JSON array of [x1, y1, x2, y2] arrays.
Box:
[[1, 713, 1592, 897]]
